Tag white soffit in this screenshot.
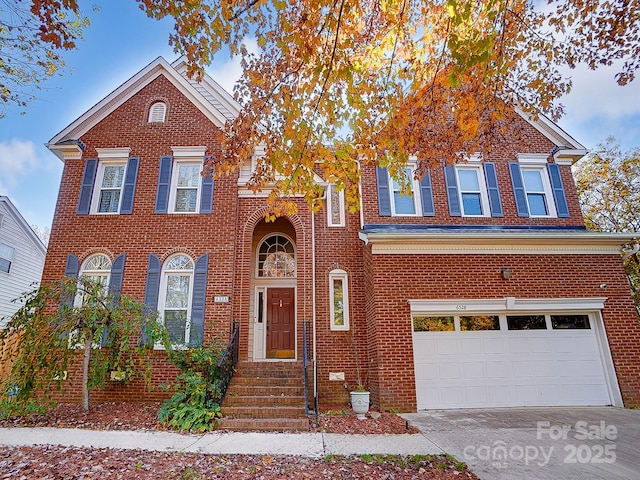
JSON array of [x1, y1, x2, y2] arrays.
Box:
[[48, 57, 234, 152]]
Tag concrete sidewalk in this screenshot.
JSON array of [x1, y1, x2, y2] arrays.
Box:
[[0, 427, 443, 458]]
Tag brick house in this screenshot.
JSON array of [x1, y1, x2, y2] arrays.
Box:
[[43, 57, 640, 419]]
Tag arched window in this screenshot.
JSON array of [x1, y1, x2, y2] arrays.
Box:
[[148, 101, 167, 123], [158, 254, 194, 345], [80, 254, 111, 288], [257, 234, 295, 277], [76, 254, 111, 306]]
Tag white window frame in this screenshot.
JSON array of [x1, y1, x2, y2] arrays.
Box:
[[389, 165, 422, 216], [157, 253, 194, 347], [455, 164, 491, 217], [517, 154, 557, 218], [168, 146, 206, 214], [0, 242, 15, 273], [91, 148, 131, 214], [148, 102, 167, 123], [329, 269, 350, 331], [327, 183, 345, 227], [69, 254, 111, 347]]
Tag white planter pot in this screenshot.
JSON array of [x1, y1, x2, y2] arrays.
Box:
[[350, 391, 370, 419]]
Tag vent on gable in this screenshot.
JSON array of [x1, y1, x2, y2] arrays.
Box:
[[148, 102, 167, 123]]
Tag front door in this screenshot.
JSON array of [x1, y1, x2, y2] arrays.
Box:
[[266, 288, 295, 359]]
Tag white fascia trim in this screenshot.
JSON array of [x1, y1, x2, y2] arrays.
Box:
[[360, 231, 638, 255], [48, 57, 229, 147], [172, 146, 207, 157], [408, 297, 607, 314], [554, 149, 589, 164], [170, 57, 241, 118], [47, 143, 83, 162], [96, 147, 132, 159], [0, 196, 47, 254], [515, 107, 586, 151]]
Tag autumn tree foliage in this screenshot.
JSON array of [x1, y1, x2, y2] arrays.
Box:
[[138, 0, 640, 214], [0, 0, 89, 118], [574, 137, 640, 310]]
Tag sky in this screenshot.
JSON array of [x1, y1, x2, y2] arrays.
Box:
[[1, 1, 640, 231]]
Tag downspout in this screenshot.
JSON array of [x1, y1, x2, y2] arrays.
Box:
[[356, 160, 364, 229], [311, 187, 327, 411]]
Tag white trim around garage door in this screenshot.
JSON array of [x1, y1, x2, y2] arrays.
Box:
[[409, 297, 623, 409]]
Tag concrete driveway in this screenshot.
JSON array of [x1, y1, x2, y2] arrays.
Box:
[[402, 407, 640, 480]]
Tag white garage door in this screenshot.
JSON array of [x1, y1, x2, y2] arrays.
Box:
[[412, 312, 614, 409]]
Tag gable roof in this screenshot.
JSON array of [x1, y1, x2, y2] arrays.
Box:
[[515, 108, 588, 163], [0, 196, 47, 256], [47, 56, 241, 160]]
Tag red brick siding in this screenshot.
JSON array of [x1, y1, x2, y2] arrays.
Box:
[[361, 118, 585, 228], [43, 75, 238, 402], [365, 253, 640, 410]]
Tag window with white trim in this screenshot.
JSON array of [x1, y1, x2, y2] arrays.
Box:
[[327, 184, 345, 227], [92, 160, 126, 213], [456, 165, 490, 216], [390, 167, 420, 215], [168, 146, 207, 214], [329, 269, 349, 330], [148, 102, 167, 123], [520, 166, 556, 217], [74, 253, 111, 307], [0, 243, 14, 273], [158, 254, 194, 345]]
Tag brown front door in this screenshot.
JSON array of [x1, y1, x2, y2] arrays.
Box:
[[266, 288, 295, 359]]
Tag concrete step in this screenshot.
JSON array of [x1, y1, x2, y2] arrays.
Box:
[[218, 417, 310, 432]]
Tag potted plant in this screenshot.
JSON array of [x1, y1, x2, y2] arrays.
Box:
[[348, 332, 370, 419], [350, 383, 370, 419]]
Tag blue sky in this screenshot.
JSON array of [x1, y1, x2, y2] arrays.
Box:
[[1, 1, 640, 230]]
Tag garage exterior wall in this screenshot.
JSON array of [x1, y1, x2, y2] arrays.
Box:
[[363, 253, 640, 411]]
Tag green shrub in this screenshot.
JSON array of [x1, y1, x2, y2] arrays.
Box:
[[158, 343, 226, 432]]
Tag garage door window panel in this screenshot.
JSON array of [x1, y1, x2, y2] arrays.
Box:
[[413, 316, 454, 332], [460, 315, 500, 331], [551, 315, 591, 329], [507, 315, 547, 330]]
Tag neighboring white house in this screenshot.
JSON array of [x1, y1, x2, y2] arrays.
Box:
[[0, 196, 47, 328]]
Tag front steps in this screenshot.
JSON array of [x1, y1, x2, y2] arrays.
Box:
[[218, 361, 309, 432]]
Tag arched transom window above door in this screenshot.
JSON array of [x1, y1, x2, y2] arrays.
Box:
[[257, 234, 296, 278]]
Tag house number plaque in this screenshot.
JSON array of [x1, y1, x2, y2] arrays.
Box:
[[214, 295, 230, 303]]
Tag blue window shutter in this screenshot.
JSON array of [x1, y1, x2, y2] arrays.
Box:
[[509, 162, 529, 217], [120, 157, 139, 214], [444, 165, 461, 216], [142, 254, 161, 345], [200, 159, 214, 214], [420, 169, 435, 216], [108, 254, 126, 300], [376, 166, 391, 216], [77, 158, 98, 214], [189, 254, 208, 347], [547, 163, 570, 217], [154, 156, 173, 214], [102, 253, 126, 347], [59, 253, 79, 340], [483, 162, 503, 217]]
